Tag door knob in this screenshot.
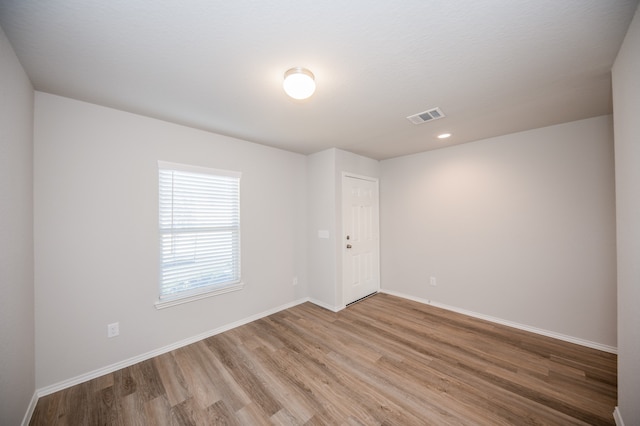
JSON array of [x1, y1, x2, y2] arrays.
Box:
[[346, 244, 352, 249]]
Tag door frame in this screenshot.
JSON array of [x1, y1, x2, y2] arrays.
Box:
[[341, 172, 381, 307]]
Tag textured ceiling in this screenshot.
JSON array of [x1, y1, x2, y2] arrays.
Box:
[[1, 0, 638, 159]]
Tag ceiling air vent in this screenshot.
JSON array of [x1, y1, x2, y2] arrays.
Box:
[[407, 107, 445, 125]]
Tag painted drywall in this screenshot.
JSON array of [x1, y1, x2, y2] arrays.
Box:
[[612, 4, 640, 424], [33, 93, 307, 389], [307, 149, 338, 309], [306, 148, 380, 310], [380, 116, 617, 348], [0, 26, 35, 425]]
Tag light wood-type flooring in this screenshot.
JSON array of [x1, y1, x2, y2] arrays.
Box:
[[30, 293, 617, 425]]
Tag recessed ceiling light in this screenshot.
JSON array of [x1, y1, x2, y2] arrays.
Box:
[[283, 67, 316, 100], [437, 133, 452, 139]]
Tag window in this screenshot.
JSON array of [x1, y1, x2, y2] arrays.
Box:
[[156, 161, 242, 308]]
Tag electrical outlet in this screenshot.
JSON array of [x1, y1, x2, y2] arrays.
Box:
[[107, 322, 119, 338], [430, 276, 437, 286], [292, 276, 298, 286]]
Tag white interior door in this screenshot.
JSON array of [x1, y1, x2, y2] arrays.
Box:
[[342, 174, 380, 305]]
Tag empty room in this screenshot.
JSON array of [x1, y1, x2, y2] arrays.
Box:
[[1, 1, 639, 425]]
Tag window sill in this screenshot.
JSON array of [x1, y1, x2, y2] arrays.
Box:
[[154, 282, 244, 310]]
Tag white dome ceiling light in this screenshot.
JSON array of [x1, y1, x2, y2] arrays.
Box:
[[283, 67, 316, 100]]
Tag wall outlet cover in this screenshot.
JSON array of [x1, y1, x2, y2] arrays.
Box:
[[107, 322, 119, 338]]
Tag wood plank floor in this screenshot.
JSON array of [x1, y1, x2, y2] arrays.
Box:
[[30, 293, 617, 425]]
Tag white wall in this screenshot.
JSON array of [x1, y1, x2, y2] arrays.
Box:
[[307, 149, 337, 308], [33, 93, 307, 389], [612, 4, 640, 424], [0, 26, 35, 425], [380, 116, 617, 348], [307, 148, 380, 310]]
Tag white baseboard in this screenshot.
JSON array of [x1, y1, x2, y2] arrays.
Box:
[[308, 297, 344, 312], [613, 407, 625, 426], [35, 297, 310, 400], [20, 391, 39, 426], [379, 289, 618, 354]]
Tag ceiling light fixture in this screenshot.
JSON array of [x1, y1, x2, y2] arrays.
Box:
[[437, 133, 452, 139], [283, 67, 316, 100]]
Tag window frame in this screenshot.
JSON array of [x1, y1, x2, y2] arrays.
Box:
[[155, 161, 243, 309]]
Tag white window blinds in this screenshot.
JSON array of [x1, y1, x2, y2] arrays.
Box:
[[158, 161, 241, 304]]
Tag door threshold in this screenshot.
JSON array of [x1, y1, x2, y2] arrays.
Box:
[[346, 292, 378, 307]]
